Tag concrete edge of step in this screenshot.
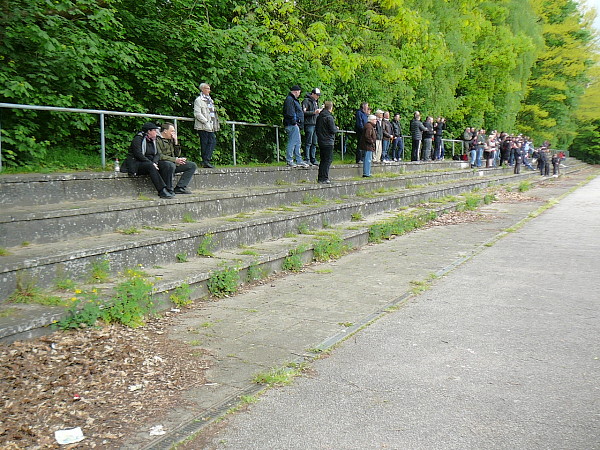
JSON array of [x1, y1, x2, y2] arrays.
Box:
[[0, 166, 594, 343]]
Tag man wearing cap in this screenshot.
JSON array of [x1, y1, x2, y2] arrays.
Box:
[[123, 122, 173, 199], [283, 85, 308, 167], [302, 88, 322, 166]]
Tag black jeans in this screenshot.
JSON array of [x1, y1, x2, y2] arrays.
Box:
[[158, 160, 198, 190], [355, 131, 363, 163], [135, 161, 167, 192], [411, 138, 421, 161], [198, 130, 216, 165], [318, 143, 334, 182]]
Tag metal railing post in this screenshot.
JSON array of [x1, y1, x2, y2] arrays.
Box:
[[232, 122, 237, 166], [100, 113, 106, 168], [340, 131, 345, 160]]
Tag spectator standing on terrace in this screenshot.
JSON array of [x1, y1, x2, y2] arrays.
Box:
[[538, 145, 550, 176], [433, 117, 446, 160], [391, 113, 404, 161], [513, 144, 523, 174], [475, 128, 487, 167], [283, 85, 308, 167], [315, 101, 338, 184], [156, 122, 197, 195], [410, 111, 427, 161], [302, 88, 322, 166], [500, 134, 511, 166], [422, 116, 434, 161], [463, 127, 474, 158], [374, 110, 384, 163], [123, 122, 173, 199], [485, 130, 497, 168], [381, 111, 393, 163], [354, 102, 370, 163], [360, 114, 377, 177], [194, 83, 220, 168]]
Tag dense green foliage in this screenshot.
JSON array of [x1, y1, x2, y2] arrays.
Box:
[[0, 0, 598, 170]]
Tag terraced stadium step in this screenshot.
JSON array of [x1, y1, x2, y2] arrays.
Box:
[[0, 161, 466, 207], [0, 170, 547, 301], [1, 166, 514, 248]]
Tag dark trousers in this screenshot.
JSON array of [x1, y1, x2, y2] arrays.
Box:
[[304, 125, 318, 164], [198, 130, 216, 165], [317, 144, 334, 182], [514, 161, 521, 174], [411, 138, 421, 161], [391, 137, 404, 160], [422, 138, 432, 161], [355, 131, 363, 163], [158, 160, 198, 190], [434, 136, 443, 160], [135, 161, 167, 192]]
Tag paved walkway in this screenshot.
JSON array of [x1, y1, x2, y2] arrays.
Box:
[[128, 172, 600, 449]]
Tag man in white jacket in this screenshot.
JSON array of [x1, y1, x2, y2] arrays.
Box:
[[193, 83, 220, 168]]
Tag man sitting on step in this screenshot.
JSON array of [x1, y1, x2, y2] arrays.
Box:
[[123, 122, 174, 199], [156, 122, 197, 195]]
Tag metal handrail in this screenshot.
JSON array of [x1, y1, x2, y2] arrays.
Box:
[[0, 102, 282, 169]]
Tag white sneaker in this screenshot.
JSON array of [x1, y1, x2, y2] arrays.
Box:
[[287, 162, 297, 168]]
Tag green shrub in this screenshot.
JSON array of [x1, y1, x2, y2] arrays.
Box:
[[197, 234, 215, 257], [313, 235, 350, 262], [208, 266, 240, 298], [369, 212, 437, 243], [282, 246, 307, 272], [170, 283, 193, 307]]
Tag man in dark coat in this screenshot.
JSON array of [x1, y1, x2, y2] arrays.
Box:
[[354, 102, 370, 163], [123, 122, 173, 198], [283, 85, 307, 167], [409, 111, 427, 161], [302, 88, 322, 166], [315, 101, 338, 184]]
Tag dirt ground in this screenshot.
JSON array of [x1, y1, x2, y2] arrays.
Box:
[[0, 313, 210, 449]]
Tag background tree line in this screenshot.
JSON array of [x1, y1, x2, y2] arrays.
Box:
[[1, 0, 599, 169]]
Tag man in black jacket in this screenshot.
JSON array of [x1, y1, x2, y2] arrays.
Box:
[[123, 122, 173, 198], [283, 85, 308, 167], [315, 101, 338, 184], [390, 113, 404, 161], [302, 88, 322, 166], [410, 111, 427, 161], [421, 116, 434, 161]]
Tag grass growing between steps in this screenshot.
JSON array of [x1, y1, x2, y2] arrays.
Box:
[[8, 272, 66, 306], [369, 211, 438, 243], [57, 268, 156, 329]]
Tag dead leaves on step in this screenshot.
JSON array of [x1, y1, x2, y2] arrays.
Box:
[[0, 319, 208, 448]]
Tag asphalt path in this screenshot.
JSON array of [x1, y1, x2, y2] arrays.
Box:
[[199, 176, 600, 449]]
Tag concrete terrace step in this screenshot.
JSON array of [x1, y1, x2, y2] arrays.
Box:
[[1, 165, 517, 248], [0, 160, 593, 343], [0, 160, 465, 207], [0, 169, 553, 302]]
